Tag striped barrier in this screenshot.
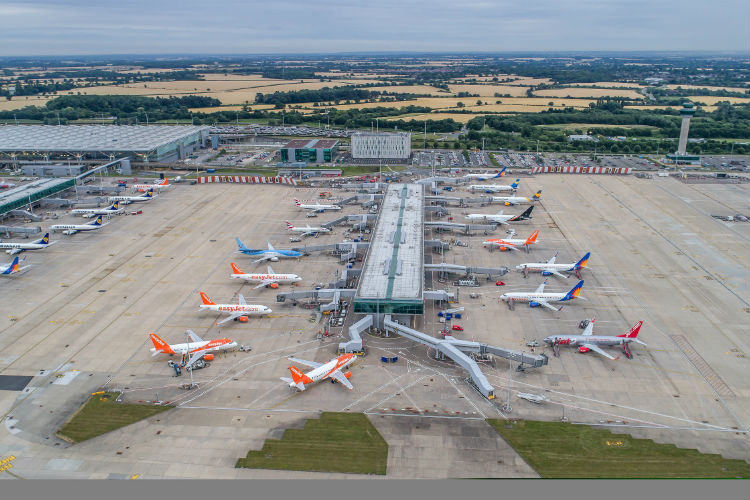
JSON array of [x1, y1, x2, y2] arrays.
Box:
[[531, 166, 631, 175], [198, 176, 298, 185]]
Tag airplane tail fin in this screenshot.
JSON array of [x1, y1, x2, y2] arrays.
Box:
[[561, 280, 584, 301], [619, 320, 643, 339], [199, 292, 215, 305], [511, 179, 520, 189], [230, 262, 244, 275], [498, 167, 506, 177], [235, 237, 249, 251], [533, 190, 542, 200], [149, 333, 175, 355], [285, 221, 294, 229], [2, 256, 19, 274], [574, 252, 591, 270], [289, 366, 312, 386], [110, 201, 120, 210], [525, 230, 539, 245], [294, 199, 301, 206], [144, 190, 154, 197], [160, 178, 168, 185], [91, 215, 103, 226], [519, 206, 534, 219], [40, 233, 50, 245]]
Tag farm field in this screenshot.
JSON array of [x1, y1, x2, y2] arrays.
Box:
[[685, 95, 750, 105], [534, 87, 644, 99]]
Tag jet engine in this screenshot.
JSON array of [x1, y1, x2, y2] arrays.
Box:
[[203, 353, 214, 361], [578, 346, 590, 353], [529, 302, 541, 308]]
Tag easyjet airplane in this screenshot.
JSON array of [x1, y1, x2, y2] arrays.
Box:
[[483, 229, 539, 252], [132, 178, 170, 192], [149, 331, 237, 370], [281, 353, 357, 391], [198, 292, 272, 324], [229, 262, 302, 289]]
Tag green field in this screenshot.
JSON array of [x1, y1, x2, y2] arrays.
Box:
[[57, 392, 172, 443], [236, 412, 388, 475], [488, 419, 750, 479]]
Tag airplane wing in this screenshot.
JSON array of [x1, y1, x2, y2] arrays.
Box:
[[329, 369, 354, 390], [252, 280, 275, 290], [267, 265, 275, 274], [8, 248, 22, 255], [547, 254, 558, 265], [536, 300, 561, 312], [287, 357, 323, 369], [534, 280, 547, 294], [252, 254, 272, 263], [217, 313, 243, 325], [505, 244, 522, 252], [267, 241, 276, 251], [67, 229, 79, 235], [183, 351, 205, 370], [238, 294, 247, 306], [581, 343, 617, 360], [548, 270, 569, 279], [186, 330, 204, 343]]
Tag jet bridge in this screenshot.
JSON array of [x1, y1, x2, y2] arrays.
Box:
[[338, 315, 371, 353], [424, 263, 509, 277], [382, 315, 547, 399]]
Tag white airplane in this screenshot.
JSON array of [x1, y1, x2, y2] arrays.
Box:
[[544, 318, 646, 360], [517, 392, 548, 404], [199, 292, 272, 325], [294, 198, 342, 213], [50, 215, 108, 235], [280, 353, 356, 391], [516, 252, 590, 279], [285, 221, 331, 237], [132, 178, 170, 192], [0, 256, 31, 276], [462, 167, 505, 180], [500, 279, 584, 312], [492, 190, 542, 206], [468, 179, 519, 193], [108, 189, 155, 205], [230, 262, 302, 289], [236, 239, 303, 263], [71, 201, 123, 218], [465, 206, 533, 225], [0, 232, 56, 255], [149, 331, 237, 370], [483, 230, 539, 252]]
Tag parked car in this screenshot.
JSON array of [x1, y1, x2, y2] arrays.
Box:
[[495, 281, 505, 286], [526, 340, 539, 347], [451, 325, 464, 331]]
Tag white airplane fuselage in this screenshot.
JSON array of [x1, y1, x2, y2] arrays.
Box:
[[492, 196, 531, 205], [287, 354, 356, 390], [71, 207, 121, 217], [288, 226, 330, 234], [501, 291, 567, 303], [108, 195, 153, 204], [200, 304, 272, 315], [231, 272, 301, 284], [150, 339, 237, 356], [517, 262, 575, 273], [466, 213, 513, 223], [469, 184, 515, 193], [543, 334, 636, 348]]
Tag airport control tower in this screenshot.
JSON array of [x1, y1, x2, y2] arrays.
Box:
[[676, 102, 696, 155], [667, 102, 700, 164]]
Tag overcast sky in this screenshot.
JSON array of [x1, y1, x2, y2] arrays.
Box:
[[0, 0, 748, 56]]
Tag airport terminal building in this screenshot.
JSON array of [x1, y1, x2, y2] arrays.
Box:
[[280, 139, 339, 163], [351, 132, 411, 161], [0, 125, 210, 163]]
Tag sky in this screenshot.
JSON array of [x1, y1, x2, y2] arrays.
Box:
[[0, 0, 748, 56]]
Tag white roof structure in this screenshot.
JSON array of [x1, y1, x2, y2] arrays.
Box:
[[0, 125, 209, 153], [356, 183, 423, 304]]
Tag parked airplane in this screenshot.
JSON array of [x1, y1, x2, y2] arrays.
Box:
[[149, 331, 237, 370], [500, 279, 585, 311], [492, 190, 542, 206], [0, 232, 56, 255], [544, 318, 645, 360], [50, 215, 108, 235], [468, 179, 519, 193], [466, 206, 534, 225], [71, 201, 123, 217], [516, 252, 590, 279], [108, 189, 154, 204], [463, 167, 506, 180], [229, 262, 302, 289], [0, 256, 30, 276], [483, 230, 539, 252], [0, 178, 17, 189], [199, 292, 271, 325], [285, 221, 331, 237], [132, 178, 170, 192], [236, 239, 303, 263], [294, 199, 342, 213], [517, 392, 548, 404], [280, 353, 356, 391]]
